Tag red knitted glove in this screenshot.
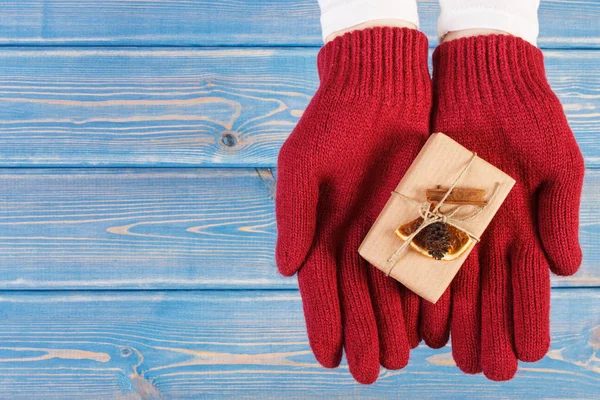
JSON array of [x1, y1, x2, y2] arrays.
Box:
[[275, 27, 430, 384], [421, 35, 585, 381]]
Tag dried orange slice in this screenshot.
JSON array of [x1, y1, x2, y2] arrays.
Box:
[[394, 217, 473, 261]]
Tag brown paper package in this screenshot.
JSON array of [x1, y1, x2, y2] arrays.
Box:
[[358, 133, 515, 303]]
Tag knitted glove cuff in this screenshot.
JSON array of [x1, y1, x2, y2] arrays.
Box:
[[432, 34, 555, 113], [317, 27, 430, 104]]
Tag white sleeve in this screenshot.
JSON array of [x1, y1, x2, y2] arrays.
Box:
[[437, 0, 540, 45], [318, 0, 420, 42]]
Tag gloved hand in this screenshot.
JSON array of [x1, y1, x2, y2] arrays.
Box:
[[275, 27, 430, 384], [421, 34, 585, 381]]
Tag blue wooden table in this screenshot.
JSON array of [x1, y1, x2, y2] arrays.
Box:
[[0, 1, 598, 398]]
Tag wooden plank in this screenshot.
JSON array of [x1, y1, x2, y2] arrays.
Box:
[[0, 168, 597, 290], [0, 289, 597, 399], [0, 48, 597, 167], [0, 47, 315, 167], [0, 1, 598, 48]]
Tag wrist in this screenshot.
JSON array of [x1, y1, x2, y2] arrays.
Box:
[[441, 28, 509, 43], [326, 20, 418, 43], [318, 0, 419, 42], [436, 0, 540, 46]]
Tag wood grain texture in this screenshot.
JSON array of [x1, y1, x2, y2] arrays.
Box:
[[0, 48, 597, 167], [0, 47, 313, 167], [0, 168, 597, 290], [0, 1, 596, 399], [0, 289, 597, 399], [0, 1, 598, 48]]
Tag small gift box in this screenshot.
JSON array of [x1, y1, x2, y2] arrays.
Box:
[[358, 133, 515, 303]]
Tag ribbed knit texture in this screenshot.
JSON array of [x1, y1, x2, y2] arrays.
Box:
[[275, 27, 431, 384], [421, 35, 585, 381]]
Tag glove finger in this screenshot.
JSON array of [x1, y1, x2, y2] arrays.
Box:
[[400, 285, 421, 348], [339, 227, 380, 384], [368, 266, 410, 370], [420, 289, 451, 349], [537, 173, 584, 277], [450, 249, 482, 374], [480, 239, 518, 381], [275, 156, 319, 276], [511, 237, 551, 362], [297, 235, 343, 369]]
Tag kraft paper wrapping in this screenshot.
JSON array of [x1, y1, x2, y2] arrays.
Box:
[[358, 133, 515, 303]]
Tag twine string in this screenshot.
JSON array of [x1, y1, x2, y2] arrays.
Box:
[[384, 152, 499, 276]]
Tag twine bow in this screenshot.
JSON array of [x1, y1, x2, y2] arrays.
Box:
[[384, 152, 499, 276]]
